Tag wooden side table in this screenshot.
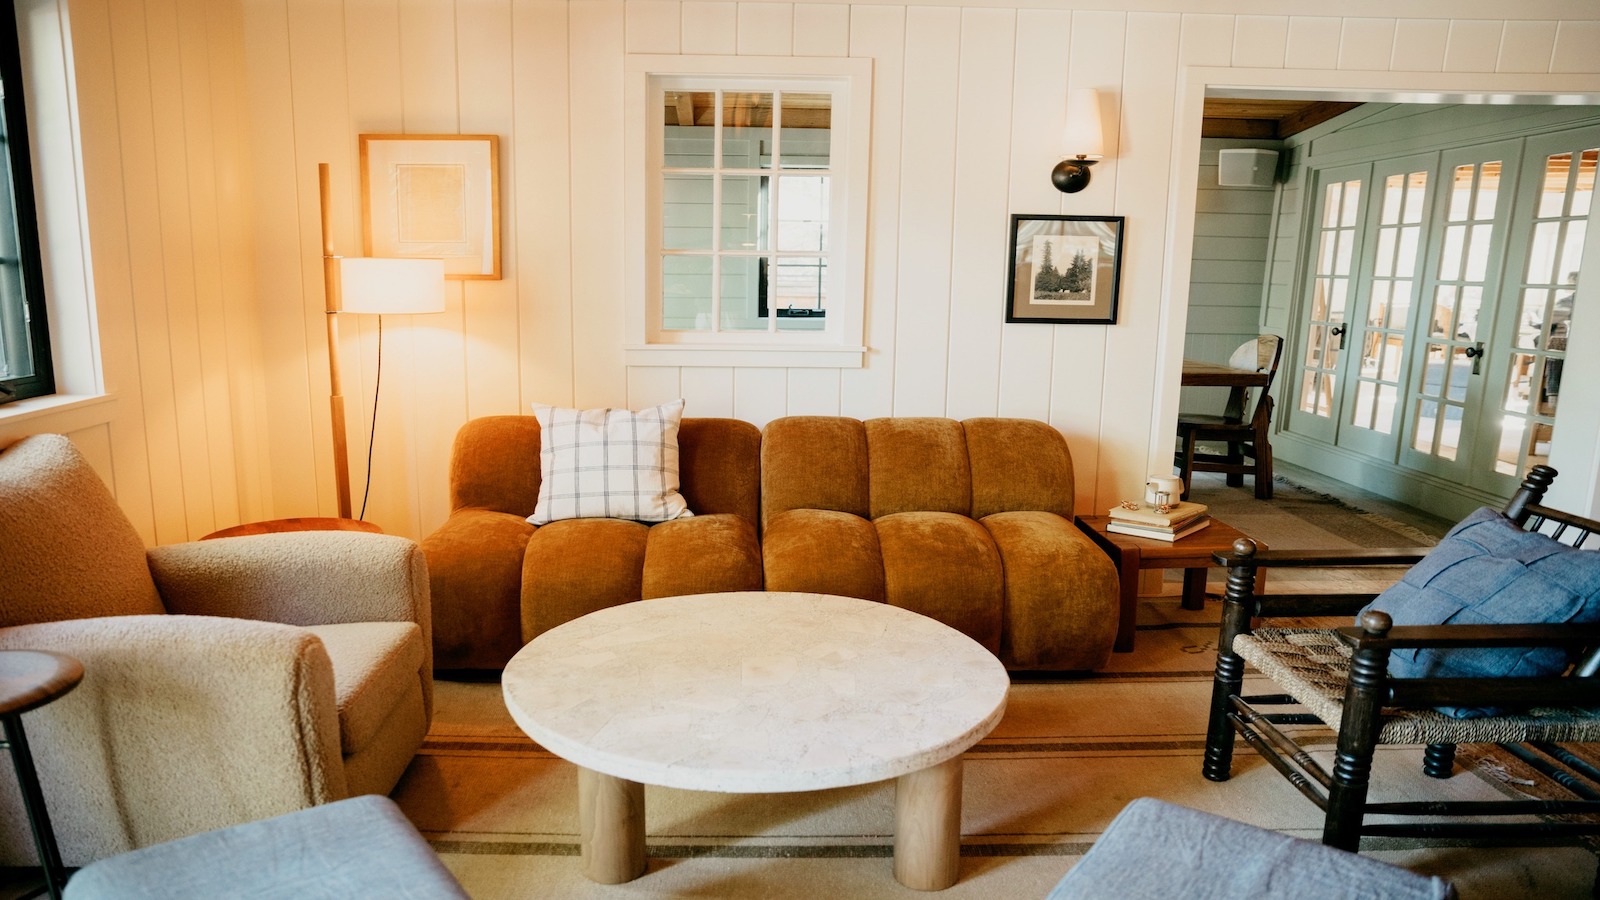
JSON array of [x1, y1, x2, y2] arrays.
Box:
[[1075, 515, 1267, 653], [0, 650, 85, 900]]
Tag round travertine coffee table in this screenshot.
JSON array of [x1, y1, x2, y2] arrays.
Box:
[[501, 591, 1010, 891]]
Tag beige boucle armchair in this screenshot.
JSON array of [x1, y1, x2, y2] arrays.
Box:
[[0, 434, 433, 866]]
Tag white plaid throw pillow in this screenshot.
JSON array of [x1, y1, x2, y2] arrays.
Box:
[[527, 400, 693, 525]]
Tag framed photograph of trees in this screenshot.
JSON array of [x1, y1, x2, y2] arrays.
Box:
[[1004, 214, 1125, 324]]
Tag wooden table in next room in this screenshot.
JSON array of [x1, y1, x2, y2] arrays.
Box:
[[1075, 515, 1267, 653]]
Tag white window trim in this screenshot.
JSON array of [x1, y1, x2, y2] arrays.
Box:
[[623, 54, 872, 369]]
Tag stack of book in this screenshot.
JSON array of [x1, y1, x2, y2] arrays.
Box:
[[1106, 500, 1211, 542]]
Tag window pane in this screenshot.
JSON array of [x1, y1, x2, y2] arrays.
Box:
[[663, 91, 714, 167], [1456, 286, 1482, 341], [1374, 228, 1396, 277], [1322, 183, 1343, 227], [1339, 183, 1361, 227], [1396, 226, 1420, 277], [1354, 381, 1376, 430], [720, 175, 766, 251], [1389, 279, 1412, 329], [720, 256, 764, 331], [776, 175, 829, 251], [1375, 384, 1397, 434], [1413, 398, 1438, 453], [1496, 416, 1527, 475], [1367, 280, 1390, 326], [1380, 336, 1405, 381], [1447, 165, 1474, 220], [776, 92, 831, 169], [1430, 286, 1455, 337], [1574, 149, 1597, 218], [1438, 225, 1464, 280], [1403, 172, 1428, 223], [1516, 290, 1547, 349], [721, 92, 770, 167], [774, 258, 827, 332], [1538, 152, 1572, 217], [1463, 223, 1493, 282], [662, 175, 713, 250], [1473, 161, 1501, 220], [661, 255, 712, 330], [1558, 219, 1586, 286]]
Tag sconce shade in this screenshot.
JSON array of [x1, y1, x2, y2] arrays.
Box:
[[338, 258, 446, 314], [1062, 88, 1104, 160]]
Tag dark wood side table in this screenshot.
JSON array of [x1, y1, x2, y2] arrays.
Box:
[[1075, 515, 1267, 653], [0, 650, 85, 900]]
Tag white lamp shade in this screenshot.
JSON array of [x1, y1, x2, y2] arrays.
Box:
[[1063, 88, 1105, 160], [338, 257, 446, 314]]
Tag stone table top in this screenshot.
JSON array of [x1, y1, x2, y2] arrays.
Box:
[[502, 592, 1010, 793]]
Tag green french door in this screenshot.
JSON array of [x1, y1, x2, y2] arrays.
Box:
[[1287, 124, 1596, 500]]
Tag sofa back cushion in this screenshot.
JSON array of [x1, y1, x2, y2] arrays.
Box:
[[448, 415, 760, 522], [761, 416, 1077, 525], [965, 418, 1076, 519], [865, 418, 971, 519], [0, 434, 165, 626], [761, 417, 871, 529]]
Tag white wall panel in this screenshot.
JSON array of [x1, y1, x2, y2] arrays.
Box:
[[732, 368, 787, 427], [1552, 21, 1600, 74], [1232, 15, 1287, 69], [627, 0, 681, 53], [737, 2, 792, 55], [1338, 18, 1395, 71], [944, 7, 1014, 420], [682, 0, 736, 54], [1285, 16, 1341, 71], [1444, 20, 1504, 74], [792, 3, 847, 57], [1498, 21, 1559, 73], [890, 6, 961, 417], [1392, 19, 1449, 72], [681, 367, 735, 417], [838, 4, 906, 419]]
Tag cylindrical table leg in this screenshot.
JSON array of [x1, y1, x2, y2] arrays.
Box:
[[894, 755, 963, 891], [3, 713, 66, 900], [577, 767, 646, 884]]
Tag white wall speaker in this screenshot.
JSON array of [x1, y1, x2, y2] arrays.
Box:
[[1217, 149, 1279, 187]]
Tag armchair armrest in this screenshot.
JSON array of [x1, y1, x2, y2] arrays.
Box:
[[148, 532, 430, 632], [1211, 544, 1431, 569], [0, 616, 345, 862]]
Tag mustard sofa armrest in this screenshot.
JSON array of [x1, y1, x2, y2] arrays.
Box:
[[0, 615, 345, 863]]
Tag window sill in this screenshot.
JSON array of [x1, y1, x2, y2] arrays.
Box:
[[625, 344, 866, 368], [0, 392, 117, 430]]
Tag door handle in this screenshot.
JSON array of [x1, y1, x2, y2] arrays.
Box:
[[1464, 341, 1485, 375], [1329, 323, 1347, 350]]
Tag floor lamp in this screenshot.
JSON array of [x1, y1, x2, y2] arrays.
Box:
[[318, 162, 446, 520]]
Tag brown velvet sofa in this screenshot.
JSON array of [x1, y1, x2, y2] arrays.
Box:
[[421, 415, 1119, 672]]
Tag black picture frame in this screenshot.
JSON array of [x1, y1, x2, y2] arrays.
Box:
[[1004, 214, 1125, 324]]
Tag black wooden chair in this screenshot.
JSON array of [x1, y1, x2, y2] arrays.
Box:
[[1176, 335, 1283, 501], [1203, 465, 1600, 857]]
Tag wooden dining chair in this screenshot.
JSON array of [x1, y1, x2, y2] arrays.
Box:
[[1175, 334, 1283, 500]]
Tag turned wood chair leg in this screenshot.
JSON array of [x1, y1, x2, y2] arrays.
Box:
[[1204, 555, 1259, 783], [1324, 615, 1392, 851], [1423, 743, 1456, 778]]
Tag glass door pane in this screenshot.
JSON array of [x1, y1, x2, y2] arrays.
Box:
[[1399, 141, 1519, 480], [1482, 129, 1597, 489], [1288, 165, 1368, 444], [1336, 157, 1432, 459]]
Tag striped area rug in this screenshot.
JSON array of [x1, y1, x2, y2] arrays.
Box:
[[395, 593, 1598, 898]]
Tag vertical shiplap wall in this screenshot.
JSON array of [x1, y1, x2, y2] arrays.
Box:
[[235, 1, 1600, 541], [2, 0, 266, 546]]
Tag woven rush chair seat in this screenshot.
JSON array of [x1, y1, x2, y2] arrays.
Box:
[[1236, 628, 1600, 746]]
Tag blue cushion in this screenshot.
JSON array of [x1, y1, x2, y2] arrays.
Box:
[[1360, 506, 1600, 717], [64, 795, 468, 900]]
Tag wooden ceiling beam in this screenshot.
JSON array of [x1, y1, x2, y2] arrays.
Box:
[[1201, 118, 1279, 140], [1277, 101, 1362, 138]]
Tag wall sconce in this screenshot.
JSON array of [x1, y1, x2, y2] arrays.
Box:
[[318, 163, 446, 520], [1051, 88, 1105, 194]]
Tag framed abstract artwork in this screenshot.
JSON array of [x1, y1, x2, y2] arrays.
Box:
[[360, 134, 501, 280]]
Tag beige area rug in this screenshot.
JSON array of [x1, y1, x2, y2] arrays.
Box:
[[392, 485, 1597, 897]]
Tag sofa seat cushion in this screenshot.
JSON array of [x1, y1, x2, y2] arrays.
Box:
[[522, 518, 650, 641], [982, 511, 1119, 670], [642, 514, 762, 599], [420, 508, 535, 670], [876, 511, 1003, 653], [763, 508, 886, 602], [303, 622, 424, 755]]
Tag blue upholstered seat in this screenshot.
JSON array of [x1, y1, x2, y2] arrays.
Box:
[[63, 795, 466, 900], [1046, 798, 1454, 900]]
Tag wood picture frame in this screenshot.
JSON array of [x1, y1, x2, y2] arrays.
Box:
[[1004, 214, 1124, 324], [360, 134, 501, 280]]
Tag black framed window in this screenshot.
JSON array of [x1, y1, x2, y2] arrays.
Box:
[[0, 7, 53, 405]]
